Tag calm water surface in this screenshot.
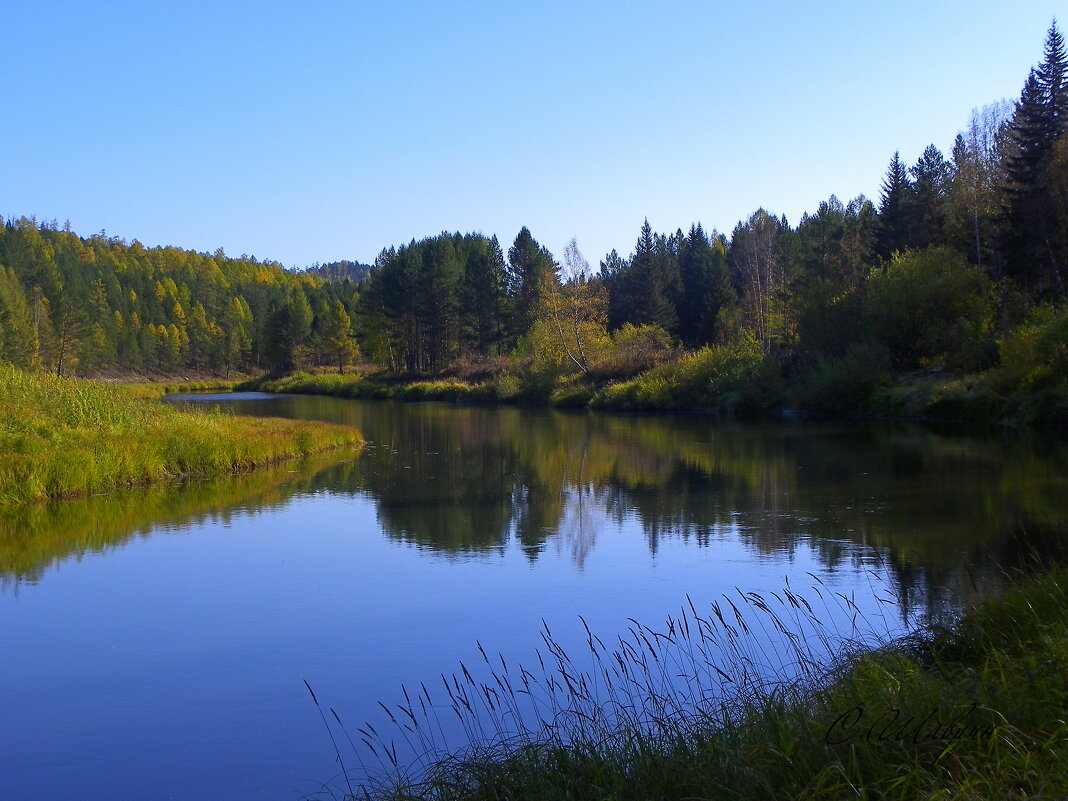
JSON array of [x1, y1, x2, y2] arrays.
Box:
[[1, 394, 1065, 799]]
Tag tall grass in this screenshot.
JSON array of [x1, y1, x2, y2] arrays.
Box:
[[590, 332, 780, 412], [0, 364, 363, 505], [313, 566, 1068, 801], [123, 378, 241, 400]]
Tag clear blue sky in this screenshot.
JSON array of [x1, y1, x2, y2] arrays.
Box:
[[2, 1, 1061, 269]]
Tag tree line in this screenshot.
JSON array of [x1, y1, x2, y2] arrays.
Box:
[[0, 222, 362, 376], [1, 22, 1066, 382]]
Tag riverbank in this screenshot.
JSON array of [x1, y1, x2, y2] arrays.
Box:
[[360, 566, 1068, 800], [122, 377, 242, 400], [0, 365, 363, 505], [237, 357, 1068, 426]]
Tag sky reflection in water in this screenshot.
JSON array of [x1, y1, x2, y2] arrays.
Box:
[[1, 395, 1065, 799]]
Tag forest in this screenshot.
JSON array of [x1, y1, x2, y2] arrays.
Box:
[[2, 24, 1067, 417]]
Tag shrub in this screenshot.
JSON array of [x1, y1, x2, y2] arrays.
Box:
[[529, 318, 612, 378], [794, 344, 891, 414], [493, 374, 522, 402], [592, 331, 780, 412], [549, 384, 594, 408], [589, 324, 674, 379], [999, 304, 1068, 390], [863, 247, 997, 371]]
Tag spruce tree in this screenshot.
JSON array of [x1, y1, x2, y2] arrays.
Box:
[[627, 219, 679, 333], [911, 145, 951, 249], [1004, 21, 1068, 296], [506, 227, 556, 342], [876, 152, 917, 259]]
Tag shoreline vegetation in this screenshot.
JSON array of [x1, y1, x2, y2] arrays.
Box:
[[235, 342, 1068, 426], [0, 364, 363, 506], [344, 566, 1068, 801]]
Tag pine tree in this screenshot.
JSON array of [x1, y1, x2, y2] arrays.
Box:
[[506, 227, 556, 343], [618, 219, 679, 333], [677, 223, 732, 346], [319, 300, 358, 374], [1004, 21, 1068, 296], [911, 145, 951, 249], [876, 152, 917, 259]]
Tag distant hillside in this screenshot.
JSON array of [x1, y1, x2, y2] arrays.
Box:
[[303, 260, 374, 283], [0, 216, 360, 376]]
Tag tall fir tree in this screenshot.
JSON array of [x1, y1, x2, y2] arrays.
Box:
[[506, 227, 557, 343], [911, 144, 952, 249], [876, 152, 917, 259], [1004, 21, 1068, 296], [676, 223, 732, 346]]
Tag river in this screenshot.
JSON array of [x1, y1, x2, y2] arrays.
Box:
[[1, 393, 1065, 799]]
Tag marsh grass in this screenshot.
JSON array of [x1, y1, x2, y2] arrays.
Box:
[[251, 372, 372, 398], [0, 364, 363, 504], [123, 378, 242, 400], [311, 566, 1068, 801]]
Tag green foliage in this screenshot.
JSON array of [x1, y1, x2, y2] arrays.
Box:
[[125, 378, 240, 399], [999, 304, 1068, 389], [794, 344, 891, 414], [506, 227, 556, 343], [1003, 23, 1068, 297], [0, 217, 358, 377], [676, 224, 734, 346], [592, 330, 780, 412], [361, 233, 511, 372], [876, 151, 918, 258], [548, 383, 594, 407], [529, 318, 611, 377], [0, 364, 363, 504], [870, 377, 1010, 423], [491, 373, 522, 402], [319, 300, 359, 374], [863, 247, 997, 370], [729, 209, 791, 348], [588, 323, 673, 379]]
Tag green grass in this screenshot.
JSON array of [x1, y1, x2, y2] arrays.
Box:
[[0, 364, 364, 505], [590, 333, 781, 413], [123, 378, 242, 400], [332, 567, 1068, 801]]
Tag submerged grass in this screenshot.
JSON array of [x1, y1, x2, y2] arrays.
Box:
[[316, 567, 1068, 801], [0, 364, 364, 505]]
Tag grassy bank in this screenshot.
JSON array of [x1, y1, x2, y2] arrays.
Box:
[[122, 377, 242, 400], [0, 364, 363, 505], [244, 304, 1067, 424], [348, 567, 1068, 800], [242, 357, 1068, 426]]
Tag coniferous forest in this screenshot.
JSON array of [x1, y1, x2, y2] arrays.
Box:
[[3, 24, 1068, 419]]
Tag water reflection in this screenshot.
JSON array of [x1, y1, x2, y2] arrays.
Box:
[[0, 450, 359, 588], [7, 395, 1067, 619], [227, 399, 1068, 563], [253, 398, 1068, 614], [2, 395, 1066, 800]]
